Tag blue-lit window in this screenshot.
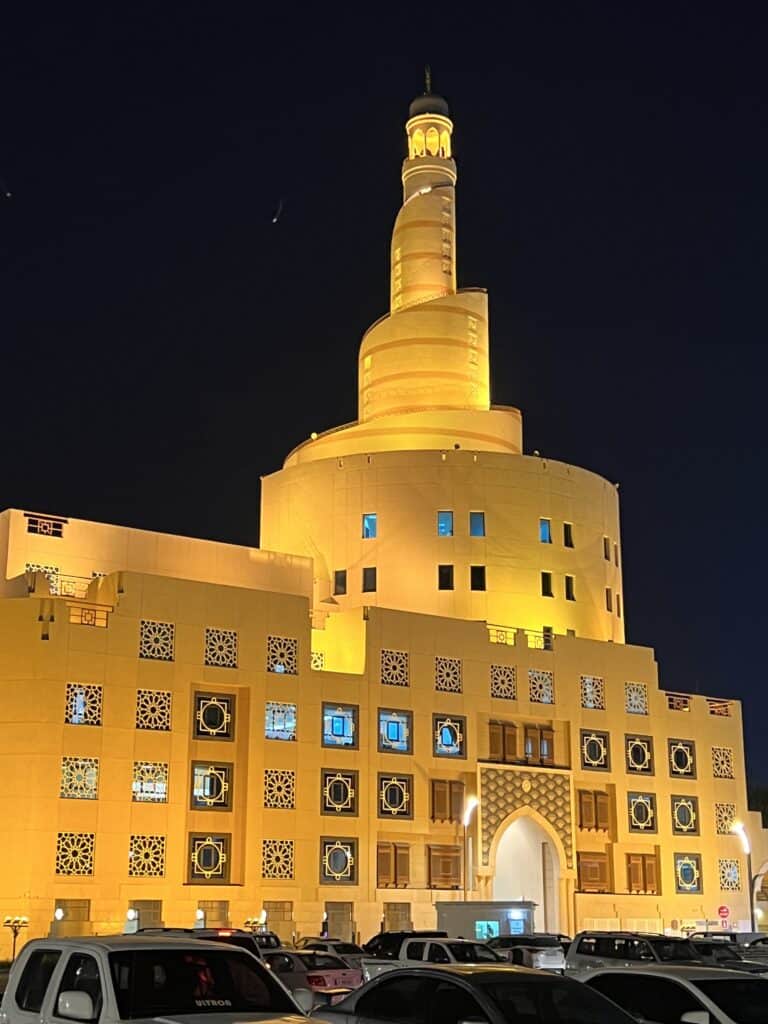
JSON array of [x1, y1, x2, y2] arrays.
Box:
[[539, 518, 552, 543], [362, 513, 377, 539], [378, 709, 412, 754], [433, 714, 466, 758], [437, 511, 454, 537], [322, 703, 358, 748], [265, 702, 297, 741], [470, 511, 486, 537]]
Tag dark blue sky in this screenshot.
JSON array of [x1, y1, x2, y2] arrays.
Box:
[[3, 7, 767, 776]]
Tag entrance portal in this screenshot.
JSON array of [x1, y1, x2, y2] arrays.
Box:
[[492, 816, 560, 932]]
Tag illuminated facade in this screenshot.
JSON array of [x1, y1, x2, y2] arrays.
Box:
[[0, 88, 763, 952]]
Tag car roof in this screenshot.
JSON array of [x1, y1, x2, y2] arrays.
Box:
[[26, 935, 245, 952], [589, 965, 759, 981], [575, 931, 683, 939]]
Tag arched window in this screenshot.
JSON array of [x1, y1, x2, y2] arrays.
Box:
[[426, 126, 440, 156], [410, 129, 426, 158], [439, 130, 451, 158]]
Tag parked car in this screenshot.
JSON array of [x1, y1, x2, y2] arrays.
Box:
[[294, 940, 366, 971], [263, 949, 362, 1005], [360, 937, 502, 980], [565, 931, 701, 975], [136, 926, 265, 959], [0, 934, 313, 1024], [691, 939, 768, 976], [583, 964, 768, 1024], [362, 931, 447, 959], [310, 963, 639, 1024], [487, 934, 566, 972], [251, 931, 284, 951]]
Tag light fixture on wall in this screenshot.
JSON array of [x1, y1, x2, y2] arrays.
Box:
[[732, 822, 756, 932]]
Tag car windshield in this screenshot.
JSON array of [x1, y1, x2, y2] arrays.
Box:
[[332, 943, 363, 954], [253, 933, 281, 949], [648, 939, 699, 962], [480, 976, 635, 1024], [447, 943, 501, 963], [108, 948, 297, 1019], [298, 953, 345, 970], [694, 943, 741, 962], [696, 978, 768, 1024]]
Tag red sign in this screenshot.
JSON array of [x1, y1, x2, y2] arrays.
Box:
[[718, 905, 730, 919]]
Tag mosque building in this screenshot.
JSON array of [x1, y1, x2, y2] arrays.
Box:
[[0, 84, 763, 952]]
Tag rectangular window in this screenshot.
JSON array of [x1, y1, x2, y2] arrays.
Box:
[[322, 703, 358, 748], [470, 565, 486, 591], [377, 843, 410, 887], [437, 511, 454, 537], [578, 790, 610, 831], [614, 543, 619, 566], [430, 780, 464, 823], [378, 709, 413, 754], [523, 726, 554, 766], [577, 852, 610, 893], [605, 587, 613, 612], [563, 523, 574, 547], [438, 564, 454, 590], [428, 845, 462, 889], [333, 570, 347, 596], [565, 575, 575, 601], [489, 721, 518, 763], [541, 571, 553, 597], [603, 536, 611, 561], [265, 702, 297, 741], [191, 762, 233, 810], [627, 853, 658, 894], [189, 834, 231, 884], [469, 511, 486, 537], [542, 625, 554, 651], [362, 566, 377, 592], [616, 593, 622, 618], [539, 518, 552, 543], [362, 513, 377, 539]]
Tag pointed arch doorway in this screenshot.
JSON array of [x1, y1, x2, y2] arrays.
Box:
[[492, 813, 562, 932]]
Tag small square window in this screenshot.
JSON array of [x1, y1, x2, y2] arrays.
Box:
[[563, 523, 574, 547], [378, 709, 413, 753], [674, 853, 702, 894], [321, 769, 358, 815], [362, 513, 377, 539], [320, 837, 357, 884], [132, 761, 169, 803], [362, 566, 377, 592], [628, 792, 657, 833], [322, 703, 358, 748], [541, 571, 553, 597], [191, 762, 233, 810], [433, 714, 466, 758], [265, 702, 297, 741], [605, 587, 613, 612], [539, 518, 552, 543], [333, 570, 347, 595], [626, 734, 654, 774], [194, 693, 235, 740], [189, 833, 230, 883], [470, 565, 486, 591], [469, 511, 486, 537], [378, 774, 413, 818], [437, 511, 454, 536], [581, 730, 610, 770], [438, 564, 454, 590], [565, 575, 575, 601]]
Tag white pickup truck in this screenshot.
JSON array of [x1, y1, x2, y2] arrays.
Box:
[[0, 934, 312, 1024], [360, 937, 502, 981]]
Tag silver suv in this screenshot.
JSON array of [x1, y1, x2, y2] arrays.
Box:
[[487, 934, 566, 972], [566, 932, 701, 976]]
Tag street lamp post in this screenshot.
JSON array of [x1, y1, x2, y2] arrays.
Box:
[[463, 796, 479, 903], [732, 822, 756, 932], [4, 916, 28, 960]]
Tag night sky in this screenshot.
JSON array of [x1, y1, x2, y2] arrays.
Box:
[[3, 9, 767, 777]]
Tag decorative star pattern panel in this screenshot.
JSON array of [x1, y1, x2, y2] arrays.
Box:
[[715, 802, 736, 835], [490, 665, 516, 700], [56, 832, 95, 875], [139, 620, 175, 661], [60, 757, 99, 800], [267, 635, 298, 675], [136, 689, 172, 731], [65, 683, 102, 726], [132, 761, 169, 803], [529, 669, 554, 704], [381, 649, 409, 686], [712, 746, 735, 779], [129, 835, 166, 877], [264, 769, 296, 809], [204, 628, 238, 668], [580, 676, 605, 710], [263, 839, 294, 879], [435, 656, 462, 693], [719, 858, 741, 891], [625, 682, 649, 715]]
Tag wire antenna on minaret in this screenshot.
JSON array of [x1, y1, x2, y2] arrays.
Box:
[[424, 64, 432, 94]]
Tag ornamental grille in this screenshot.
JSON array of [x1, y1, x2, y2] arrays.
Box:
[[311, 651, 325, 670], [262, 839, 294, 879], [381, 649, 409, 686], [26, 562, 60, 593], [136, 689, 172, 731], [529, 669, 554, 704], [264, 769, 296, 809], [267, 635, 298, 675], [132, 761, 169, 803], [139, 620, 175, 661], [65, 683, 102, 726], [712, 746, 735, 779], [490, 665, 516, 700], [204, 628, 238, 668], [26, 515, 65, 537], [60, 757, 99, 799], [435, 656, 462, 693], [625, 682, 649, 715], [719, 858, 741, 891], [580, 676, 605, 710], [671, 796, 698, 834], [56, 832, 95, 875], [675, 853, 702, 893], [129, 835, 166, 877], [715, 802, 736, 835]]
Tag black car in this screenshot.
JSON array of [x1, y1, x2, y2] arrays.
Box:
[[135, 926, 265, 959]]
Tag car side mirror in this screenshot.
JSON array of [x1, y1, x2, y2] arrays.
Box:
[[293, 988, 315, 1014], [57, 991, 94, 1021], [680, 1013, 709, 1024]]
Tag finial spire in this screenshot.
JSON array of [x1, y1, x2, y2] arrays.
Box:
[[424, 64, 432, 95]]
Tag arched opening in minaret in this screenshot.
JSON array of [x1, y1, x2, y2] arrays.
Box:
[[492, 815, 561, 932], [410, 128, 426, 158], [426, 126, 440, 155], [439, 129, 451, 157]]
